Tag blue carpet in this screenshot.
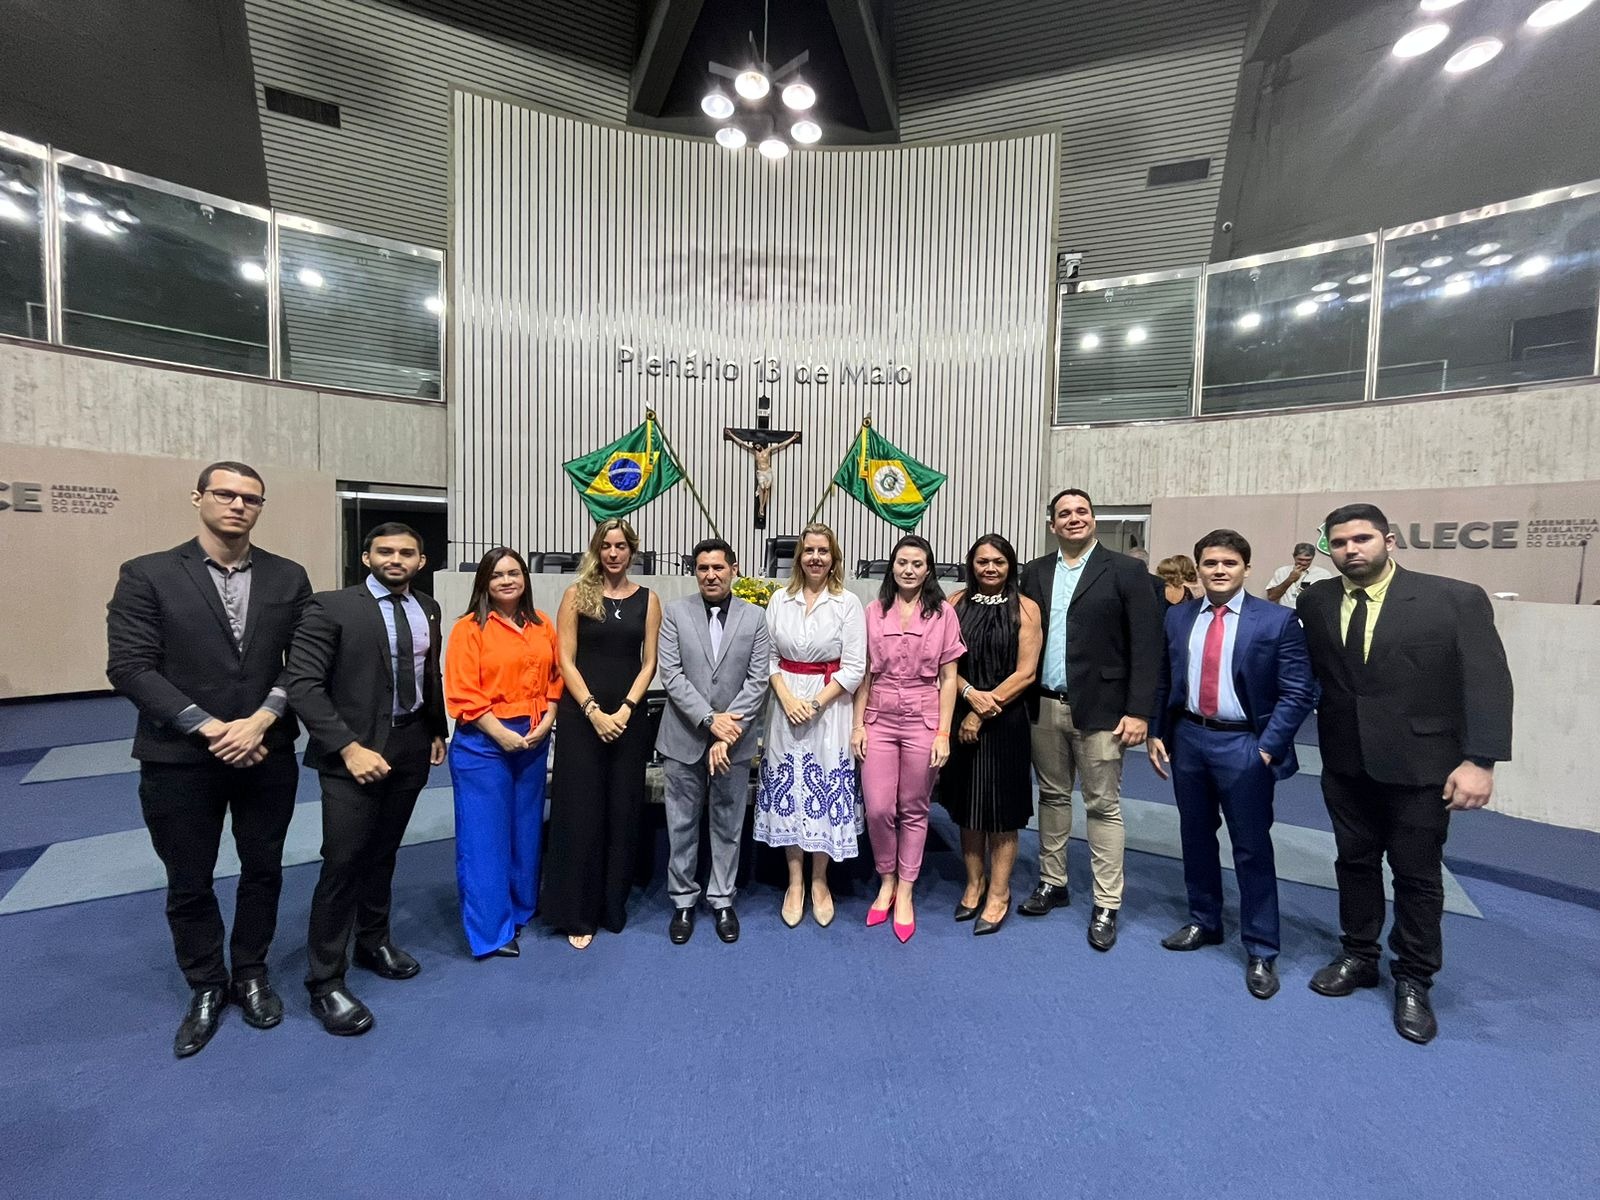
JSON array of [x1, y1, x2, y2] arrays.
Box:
[[2, 829, 1598, 1200], [0, 695, 136, 752]]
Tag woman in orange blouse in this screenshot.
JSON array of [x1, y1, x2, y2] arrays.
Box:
[[444, 548, 562, 958]]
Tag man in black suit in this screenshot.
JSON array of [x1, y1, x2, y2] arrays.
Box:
[[107, 461, 312, 1058], [285, 522, 447, 1036], [1018, 488, 1162, 949], [1298, 503, 1513, 1044]]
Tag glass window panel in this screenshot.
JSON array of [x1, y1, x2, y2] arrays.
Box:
[[0, 146, 48, 341], [1201, 245, 1376, 414], [58, 165, 269, 374], [1056, 279, 1196, 423], [278, 225, 442, 399], [1377, 194, 1600, 398]]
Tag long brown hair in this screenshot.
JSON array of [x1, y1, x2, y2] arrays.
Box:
[[786, 522, 845, 595], [463, 548, 541, 626], [572, 518, 640, 620]]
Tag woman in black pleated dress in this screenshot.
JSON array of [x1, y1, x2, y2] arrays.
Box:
[[942, 534, 1042, 935], [541, 518, 661, 949]]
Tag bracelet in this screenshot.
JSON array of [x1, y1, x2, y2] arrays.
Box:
[[936, 729, 950, 737], [620, 697, 636, 711], [582, 698, 598, 714], [960, 684, 973, 700]]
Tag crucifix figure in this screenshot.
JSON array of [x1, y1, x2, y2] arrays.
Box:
[[725, 400, 801, 529]]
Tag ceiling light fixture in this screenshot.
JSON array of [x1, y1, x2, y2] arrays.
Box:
[[1421, 255, 1453, 268], [1480, 253, 1513, 266], [297, 267, 325, 288], [1468, 242, 1501, 257], [701, 89, 735, 120], [1079, 333, 1101, 351], [1346, 273, 1373, 285], [1528, 1, 1595, 30], [424, 295, 445, 315], [1312, 280, 1340, 292], [716, 126, 747, 151], [781, 80, 816, 111], [734, 69, 770, 100], [238, 260, 267, 282], [1441, 278, 1473, 297], [757, 136, 790, 161], [1389, 265, 1419, 278], [1237, 311, 1263, 331], [1315, 291, 1340, 303], [1445, 37, 1503, 73], [705, 2, 817, 154], [1514, 255, 1552, 277], [791, 119, 822, 145], [1294, 300, 1319, 317], [1391, 24, 1451, 58], [1404, 274, 1432, 287], [1347, 292, 1372, 304], [1125, 326, 1148, 345]]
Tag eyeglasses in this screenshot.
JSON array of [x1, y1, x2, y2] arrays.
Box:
[[203, 488, 266, 508]]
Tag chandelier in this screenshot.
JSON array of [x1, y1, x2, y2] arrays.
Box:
[[700, 1, 819, 159]]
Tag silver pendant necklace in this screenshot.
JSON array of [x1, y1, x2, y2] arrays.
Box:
[[970, 591, 1007, 605]]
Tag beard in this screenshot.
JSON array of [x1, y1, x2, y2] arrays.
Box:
[[1340, 546, 1389, 584]]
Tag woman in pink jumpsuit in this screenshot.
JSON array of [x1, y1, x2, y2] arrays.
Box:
[[851, 535, 964, 943]]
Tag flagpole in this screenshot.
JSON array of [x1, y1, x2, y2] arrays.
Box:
[[807, 414, 870, 526], [648, 409, 722, 541]]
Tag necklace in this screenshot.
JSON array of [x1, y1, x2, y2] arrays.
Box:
[[970, 592, 1007, 605]]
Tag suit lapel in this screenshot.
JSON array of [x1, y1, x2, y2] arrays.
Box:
[[238, 555, 270, 659], [363, 585, 395, 687], [1066, 548, 1112, 613], [1364, 566, 1414, 669], [1232, 595, 1265, 715], [1171, 599, 1201, 710], [179, 542, 240, 653]]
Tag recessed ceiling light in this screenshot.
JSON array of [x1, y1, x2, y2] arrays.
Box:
[[1514, 255, 1552, 277], [1468, 242, 1501, 257], [1294, 300, 1319, 317], [701, 90, 734, 120], [1392, 24, 1451, 58], [297, 267, 325, 288], [238, 260, 267, 282], [715, 126, 747, 151], [1480, 253, 1513, 267], [1315, 291, 1340, 303], [1237, 311, 1263, 331], [1421, 255, 1453, 268], [1404, 274, 1432, 287], [1347, 292, 1371, 304], [1389, 266, 1419, 278], [1346, 273, 1373, 285], [1312, 280, 1340, 292], [1125, 326, 1149, 345], [1445, 37, 1503, 73], [1441, 278, 1473, 297], [1079, 333, 1101, 351], [1528, 1, 1595, 30]]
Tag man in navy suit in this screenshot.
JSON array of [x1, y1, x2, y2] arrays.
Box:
[[1148, 529, 1316, 999]]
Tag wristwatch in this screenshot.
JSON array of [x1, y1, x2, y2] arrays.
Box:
[[701, 713, 716, 730]]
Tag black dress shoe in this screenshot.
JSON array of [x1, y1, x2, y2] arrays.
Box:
[[310, 986, 374, 1037], [669, 907, 696, 944], [490, 938, 521, 958], [1017, 883, 1071, 916], [714, 907, 740, 944], [230, 976, 284, 1029], [1308, 954, 1381, 997], [174, 986, 227, 1059], [1087, 906, 1118, 951], [1246, 956, 1280, 1000], [1161, 923, 1224, 952], [1393, 980, 1438, 1045], [354, 941, 420, 980]]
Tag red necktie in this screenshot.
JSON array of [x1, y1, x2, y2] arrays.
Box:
[[1198, 604, 1228, 717]]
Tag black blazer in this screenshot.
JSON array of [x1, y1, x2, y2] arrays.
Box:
[[1297, 566, 1513, 786], [1019, 544, 1163, 731], [106, 538, 312, 764], [283, 583, 448, 776]]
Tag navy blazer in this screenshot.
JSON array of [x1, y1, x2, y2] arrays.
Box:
[[1153, 592, 1317, 781]]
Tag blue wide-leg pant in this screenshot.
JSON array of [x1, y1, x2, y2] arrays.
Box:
[[448, 718, 548, 957]]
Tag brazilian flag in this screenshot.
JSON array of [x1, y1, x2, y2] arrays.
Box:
[[562, 417, 683, 521], [832, 422, 947, 531]]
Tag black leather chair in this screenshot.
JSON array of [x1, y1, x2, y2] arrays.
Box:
[[528, 552, 580, 574], [765, 536, 798, 579], [855, 558, 890, 579]]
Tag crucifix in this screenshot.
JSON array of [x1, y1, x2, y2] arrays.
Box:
[[724, 395, 801, 530]]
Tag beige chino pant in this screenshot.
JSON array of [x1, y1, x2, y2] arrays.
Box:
[[1029, 695, 1126, 908]]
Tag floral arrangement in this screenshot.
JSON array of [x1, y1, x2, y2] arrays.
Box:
[[731, 576, 781, 607]]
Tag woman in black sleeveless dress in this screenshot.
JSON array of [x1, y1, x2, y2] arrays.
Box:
[[942, 534, 1042, 935], [541, 519, 662, 948]]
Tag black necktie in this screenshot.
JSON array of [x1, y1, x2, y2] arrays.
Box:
[[1345, 588, 1369, 669], [388, 595, 417, 711]]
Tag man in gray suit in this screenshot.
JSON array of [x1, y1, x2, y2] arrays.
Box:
[[656, 538, 771, 944]]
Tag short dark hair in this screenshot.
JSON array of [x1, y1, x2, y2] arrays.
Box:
[[1194, 529, 1251, 566], [1046, 488, 1094, 517], [691, 537, 737, 567], [364, 521, 424, 553], [196, 461, 264, 494], [1292, 542, 1317, 558], [1324, 503, 1390, 536]]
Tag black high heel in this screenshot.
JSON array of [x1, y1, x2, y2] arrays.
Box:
[[973, 896, 1010, 936], [954, 878, 986, 922]]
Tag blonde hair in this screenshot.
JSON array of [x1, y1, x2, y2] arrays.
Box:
[[572, 518, 640, 619], [1156, 554, 1198, 587], [787, 522, 846, 595]]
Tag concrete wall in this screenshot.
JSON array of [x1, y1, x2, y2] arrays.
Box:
[[1046, 381, 1600, 507], [0, 340, 446, 488]]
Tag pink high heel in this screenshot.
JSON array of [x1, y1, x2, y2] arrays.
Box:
[[893, 913, 916, 943], [866, 899, 892, 928]]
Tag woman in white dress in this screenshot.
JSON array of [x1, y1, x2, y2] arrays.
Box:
[[754, 523, 867, 928]]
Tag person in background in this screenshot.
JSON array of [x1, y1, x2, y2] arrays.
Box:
[[1265, 542, 1334, 608], [1297, 503, 1512, 1045], [754, 522, 867, 928], [1130, 546, 1172, 611], [1157, 554, 1204, 606], [852, 535, 965, 943], [942, 534, 1042, 936], [286, 523, 448, 1036], [1147, 529, 1316, 1001], [541, 519, 662, 949], [443, 547, 561, 960], [106, 461, 311, 1058]]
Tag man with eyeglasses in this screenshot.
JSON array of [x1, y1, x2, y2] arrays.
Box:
[[107, 461, 312, 1058]]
